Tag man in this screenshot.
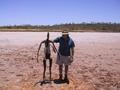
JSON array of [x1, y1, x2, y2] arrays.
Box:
[[53, 31, 75, 83], [37, 32, 57, 81]]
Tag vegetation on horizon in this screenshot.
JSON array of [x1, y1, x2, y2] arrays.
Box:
[[0, 22, 120, 32]]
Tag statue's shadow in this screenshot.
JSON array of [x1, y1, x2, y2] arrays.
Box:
[[34, 80, 52, 86]]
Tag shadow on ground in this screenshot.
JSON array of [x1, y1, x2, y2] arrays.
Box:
[[34, 79, 69, 86], [54, 79, 69, 84]]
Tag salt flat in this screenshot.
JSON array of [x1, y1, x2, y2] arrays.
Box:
[[0, 32, 120, 90], [0, 32, 120, 46]]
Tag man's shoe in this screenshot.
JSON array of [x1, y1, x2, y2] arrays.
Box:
[[59, 74, 62, 80], [64, 75, 69, 84]]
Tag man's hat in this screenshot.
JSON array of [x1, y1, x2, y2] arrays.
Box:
[[62, 31, 69, 35]]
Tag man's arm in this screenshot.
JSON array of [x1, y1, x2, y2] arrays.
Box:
[[70, 47, 74, 56], [70, 38, 75, 56], [37, 41, 44, 63], [70, 47, 74, 62], [70, 38, 75, 62]]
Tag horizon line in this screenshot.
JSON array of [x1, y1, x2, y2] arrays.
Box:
[[0, 21, 120, 26]]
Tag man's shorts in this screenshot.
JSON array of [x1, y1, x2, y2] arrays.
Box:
[[56, 54, 72, 65]]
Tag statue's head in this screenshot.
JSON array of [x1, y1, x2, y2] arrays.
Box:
[[47, 32, 49, 40]]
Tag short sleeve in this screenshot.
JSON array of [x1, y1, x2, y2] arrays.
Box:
[[69, 38, 75, 48], [53, 37, 60, 43]]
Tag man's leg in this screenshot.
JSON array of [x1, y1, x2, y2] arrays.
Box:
[[49, 58, 52, 80], [59, 65, 63, 80], [43, 59, 46, 80], [64, 65, 68, 80]]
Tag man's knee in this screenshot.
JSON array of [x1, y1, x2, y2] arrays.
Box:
[[59, 65, 63, 71], [65, 65, 68, 68]]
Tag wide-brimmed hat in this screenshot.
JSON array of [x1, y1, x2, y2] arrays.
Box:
[[62, 31, 69, 35]]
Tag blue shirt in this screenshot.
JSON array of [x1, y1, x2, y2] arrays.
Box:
[[54, 36, 75, 56]]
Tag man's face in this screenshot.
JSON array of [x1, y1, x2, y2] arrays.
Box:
[[62, 35, 68, 39]]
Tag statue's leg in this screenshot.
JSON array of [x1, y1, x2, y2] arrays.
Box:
[[49, 58, 52, 80], [43, 59, 46, 80]]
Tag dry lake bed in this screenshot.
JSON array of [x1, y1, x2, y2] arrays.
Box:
[[0, 32, 120, 90]]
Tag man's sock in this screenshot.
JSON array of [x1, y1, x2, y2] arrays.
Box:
[[64, 74, 68, 80], [59, 74, 62, 80]]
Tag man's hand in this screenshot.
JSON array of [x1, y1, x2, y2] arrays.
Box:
[[70, 56, 74, 63], [70, 47, 74, 63]]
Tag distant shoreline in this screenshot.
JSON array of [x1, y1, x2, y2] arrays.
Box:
[[0, 23, 120, 32], [0, 29, 120, 32]]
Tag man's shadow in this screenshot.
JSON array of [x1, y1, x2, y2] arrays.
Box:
[[53, 79, 69, 84], [34, 79, 69, 86]]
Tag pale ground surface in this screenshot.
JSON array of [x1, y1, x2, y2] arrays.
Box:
[[0, 32, 120, 90]]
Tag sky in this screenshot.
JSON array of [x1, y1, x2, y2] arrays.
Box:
[[0, 0, 120, 26]]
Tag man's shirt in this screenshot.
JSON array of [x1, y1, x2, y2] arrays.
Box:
[[54, 36, 75, 56]]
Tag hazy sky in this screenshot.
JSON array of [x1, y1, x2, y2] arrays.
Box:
[[0, 0, 120, 25]]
